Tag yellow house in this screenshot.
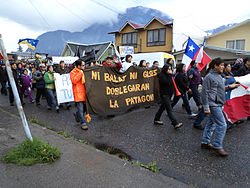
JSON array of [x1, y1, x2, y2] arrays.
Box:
[[109, 17, 173, 54], [206, 19, 250, 51]]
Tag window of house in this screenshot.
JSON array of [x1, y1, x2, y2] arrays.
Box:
[[226, 40, 245, 50], [236, 40, 245, 50], [122, 32, 137, 47], [147, 28, 166, 46]]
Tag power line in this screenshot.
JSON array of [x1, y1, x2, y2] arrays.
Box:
[[27, 0, 53, 30], [90, 0, 120, 14], [55, 0, 91, 25], [89, 0, 132, 22]]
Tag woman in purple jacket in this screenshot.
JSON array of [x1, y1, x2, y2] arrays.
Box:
[[20, 69, 34, 104]]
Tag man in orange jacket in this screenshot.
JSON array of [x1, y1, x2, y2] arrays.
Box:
[[70, 59, 88, 130]]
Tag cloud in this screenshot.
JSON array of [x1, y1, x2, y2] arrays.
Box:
[[0, 0, 249, 52], [0, 0, 136, 32], [0, 17, 43, 52]]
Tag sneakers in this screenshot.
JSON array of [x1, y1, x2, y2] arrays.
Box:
[[30, 100, 35, 104], [36, 102, 41, 106], [73, 112, 80, 123], [81, 123, 88, 130], [154, 120, 164, 125], [174, 123, 183, 129], [47, 107, 52, 110], [56, 106, 60, 113], [189, 113, 197, 118]]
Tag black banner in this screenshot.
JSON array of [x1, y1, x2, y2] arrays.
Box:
[[84, 66, 160, 115]]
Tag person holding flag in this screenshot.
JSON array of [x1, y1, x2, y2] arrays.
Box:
[[200, 58, 240, 157]]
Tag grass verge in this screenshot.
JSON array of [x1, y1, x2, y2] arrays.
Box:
[[132, 160, 161, 173], [2, 138, 61, 166]]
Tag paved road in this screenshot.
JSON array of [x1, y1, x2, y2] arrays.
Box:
[[0, 92, 249, 188], [0, 107, 188, 188]]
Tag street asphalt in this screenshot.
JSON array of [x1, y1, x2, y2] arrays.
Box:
[[0, 91, 249, 188], [0, 105, 188, 188]]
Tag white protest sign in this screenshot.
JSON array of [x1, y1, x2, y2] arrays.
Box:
[[119, 46, 134, 57], [54, 73, 74, 104], [52, 56, 79, 65]]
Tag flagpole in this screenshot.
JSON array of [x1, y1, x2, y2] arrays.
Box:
[[0, 34, 33, 141]]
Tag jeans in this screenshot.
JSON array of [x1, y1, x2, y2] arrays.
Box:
[[154, 94, 178, 126], [189, 84, 202, 107], [46, 89, 58, 108], [76, 101, 86, 125], [201, 106, 227, 149], [172, 93, 192, 114]]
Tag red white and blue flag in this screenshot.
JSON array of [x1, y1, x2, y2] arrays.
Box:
[[223, 74, 250, 123], [182, 37, 211, 71]]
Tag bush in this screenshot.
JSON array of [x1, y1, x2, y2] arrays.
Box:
[[2, 138, 61, 166]]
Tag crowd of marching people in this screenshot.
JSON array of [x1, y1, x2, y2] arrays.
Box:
[[0, 55, 249, 156]]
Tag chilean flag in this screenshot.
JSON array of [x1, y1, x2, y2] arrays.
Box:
[[182, 37, 199, 69], [182, 37, 211, 71], [223, 74, 250, 123], [0, 52, 3, 60], [193, 45, 211, 71]]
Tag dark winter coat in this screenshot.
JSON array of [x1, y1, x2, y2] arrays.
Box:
[[0, 67, 8, 82], [234, 64, 250, 76], [8, 68, 20, 87], [55, 66, 70, 75], [33, 69, 46, 89], [174, 72, 189, 94], [158, 72, 174, 96]]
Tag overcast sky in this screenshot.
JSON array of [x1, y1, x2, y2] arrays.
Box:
[[0, 0, 249, 52]]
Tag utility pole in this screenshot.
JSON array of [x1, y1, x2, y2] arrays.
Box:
[[0, 34, 33, 141]]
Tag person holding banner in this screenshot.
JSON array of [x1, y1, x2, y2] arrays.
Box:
[[70, 59, 88, 130], [44, 65, 60, 112], [154, 64, 183, 129], [120, 55, 133, 73], [55, 60, 71, 110], [103, 56, 122, 70], [201, 58, 240, 157]]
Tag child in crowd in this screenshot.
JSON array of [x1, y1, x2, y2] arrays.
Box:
[[20, 69, 34, 104]]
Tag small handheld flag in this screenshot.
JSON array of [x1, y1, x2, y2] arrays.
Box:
[[18, 38, 39, 50]]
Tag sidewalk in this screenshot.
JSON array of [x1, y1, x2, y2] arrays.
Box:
[[0, 107, 189, 188]]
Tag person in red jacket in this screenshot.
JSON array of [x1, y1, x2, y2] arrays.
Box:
[[103, 56, 122, 70], [70, 59, 88, 130]]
